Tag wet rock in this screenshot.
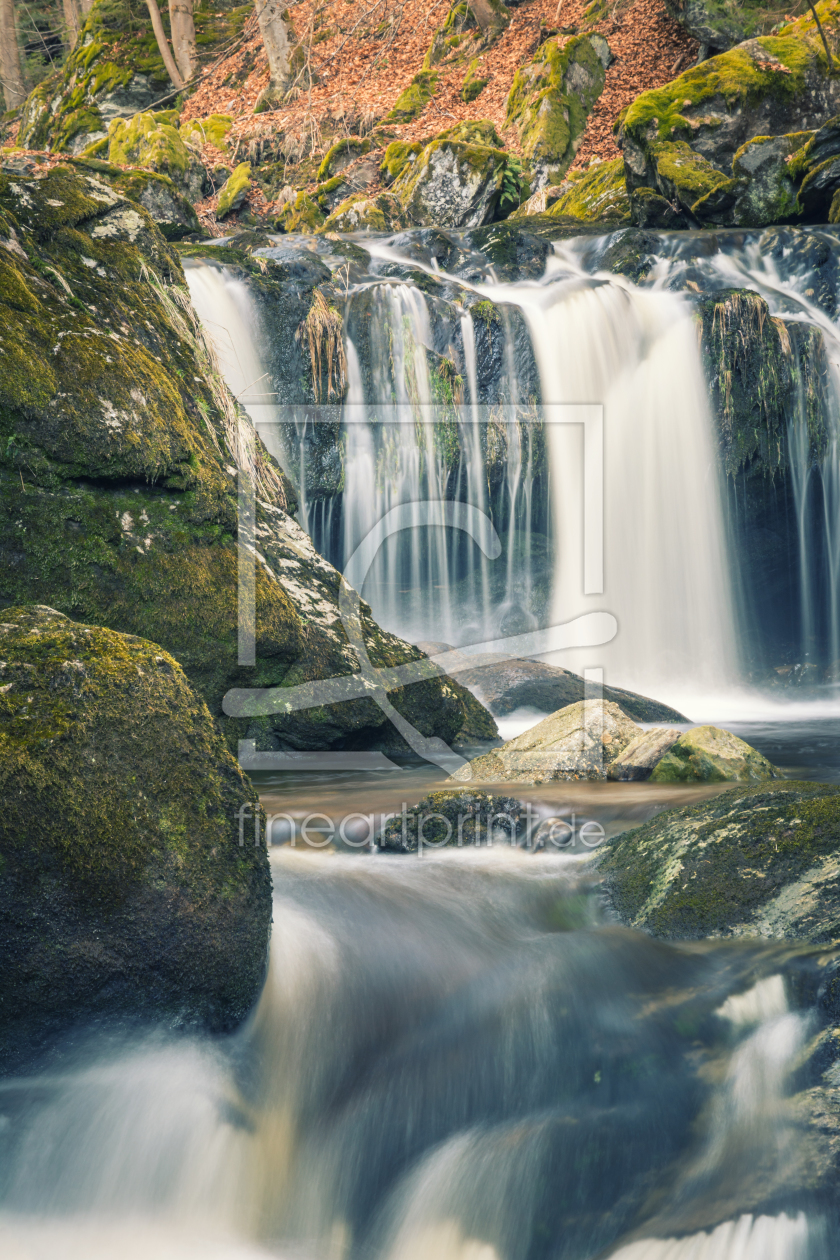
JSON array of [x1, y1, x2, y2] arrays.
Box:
[[452, 700, 640, 783], [391, 121, 514, 228], [650, 725, 782, 783], [506, 33, 611, 188], [543, 157, 632, 225], [599, 780, 840, 941], [322, 191, 407, 233], [607, 728, 682, 781], [447, 655, 687, 722], [0, 605, 272, 1070], [379, 789, 523, 851]]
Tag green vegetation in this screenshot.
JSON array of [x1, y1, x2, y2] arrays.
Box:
[[385, 70, 439, 123], [546, 157, 631, 223], [216, 161, 252, 217], [461, 59, 489, 102]]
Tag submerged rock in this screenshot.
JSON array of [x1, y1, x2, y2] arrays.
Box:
[[600, 781, 840, 941], [0, 605, 271, 1069], [650, 724, 782, 782], [379, 789, 523, 852]]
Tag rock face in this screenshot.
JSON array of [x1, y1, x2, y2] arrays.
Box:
[[650, 724, 783, 783], [453, 702, 778, 784], [379, 789, 523, 852], [617, 5, 840, 228], [506, 33, 611, 188], [599, 782, 840, 941], [0, 161, 488, 756], [391, 121, 517, 228], [0, 605, 271, 1069]]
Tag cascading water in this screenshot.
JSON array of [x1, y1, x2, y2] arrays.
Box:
[[0, 850, 831, 1260]]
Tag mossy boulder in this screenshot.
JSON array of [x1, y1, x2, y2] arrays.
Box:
[[391, 122, 512, 227], [0, 604, 271, 1070], [543, 157, 631, 224], [18, 0, 250, 155], [379, 789, 523, 852], [0, 162, 490, 756], [663, 0, 788, 53], [180, 114, 234, 153], [649, 725, 781, 783], [599, 781, 840, 941], [321, 191, 407, 233], [71, 156, 201, 240], [619, 3, 840, 224], [462, 58, 489, 102], [380, 140, 424, 184], [506, 33, 611, 188], [104, 111, 207, 202], [386, 70, 439, 123], [216, 162, 252, 218], [317, 137, 373, 181], [274, 190, 326, 234]]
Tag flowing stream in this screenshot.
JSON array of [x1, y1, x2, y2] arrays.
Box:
[[0, 847, 831, 1259]]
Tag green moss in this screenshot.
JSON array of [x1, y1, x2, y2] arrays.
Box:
[[462, 59, 489, 102], [547, 157, 631, 223], [381, 140, 424, 183], [321, 191, 405, 233], [180, 114, 233, 152], [600, 781, 840, 940], [316, 136, 372, 181], [274, 190, 325, 234], [216, 162, 252, 217], [105, 111, 199, 195], [506, 34, 609, 182], [386, 70, 439, 123]]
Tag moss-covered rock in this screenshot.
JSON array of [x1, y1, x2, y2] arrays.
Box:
[[379, 788, 522, 852], [69, 156, 202, 240], [600, 781, 840, 941], [0, 604, 271, 1069], [461, 58, 489, 102], [386, 70, 439, 123], [506, 33, 611, 188], [543, 157, 631, 224], [180, 114, 234, 153], [273, 189, 326, 234], [103, 111, 207, 202], [649, 724, 781, 782], [321, 191, 407, 233], [662, 0, 781, 52], [216, 161, 252, 218], [380, 140, 424, 184], [0, 162, 490, 756], [619, 3, 840, 223], [18, 0, 250, 155], [316, 136, 373, 181], [391, 122, 512, 227]]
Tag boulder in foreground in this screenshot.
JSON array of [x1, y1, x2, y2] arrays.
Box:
[[451, 701, 780, 784], [600, 782, 840, 941], [0, 606, 271, 1070]]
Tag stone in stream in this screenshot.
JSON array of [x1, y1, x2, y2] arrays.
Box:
[[0, 605, 272, 1072], [599, 781, 840, 942], [451, 700, 779, 784], [389, 121, 515, 229], [379, 789, 524, 852]]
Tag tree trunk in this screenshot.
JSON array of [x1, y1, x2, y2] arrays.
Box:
[[0, 0, 26, 110], [144, 0, 185, 88], [169, 0, 196, 82], [62, 0, 81, 49], [255, 0, 294, 91]]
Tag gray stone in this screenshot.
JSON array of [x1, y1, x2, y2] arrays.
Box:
[[607, 727, 682, 780]]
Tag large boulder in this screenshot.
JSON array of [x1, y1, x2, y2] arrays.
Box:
[[0, 161, 488, 756], [0, 605, 271, 1070], [618, 4, 840, 227], [650, 724, 781, 782], [520, 157, 632, 225], [102, 110, 207, 202], [599, 781, 840, 941], [506, 33, 611, 189], [391, 121, 517, 228]]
